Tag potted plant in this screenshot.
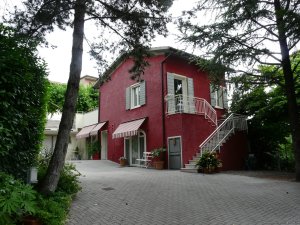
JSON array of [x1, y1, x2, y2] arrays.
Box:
[[195, 152, 222, 173], [151, 148, 166, 170], [119, 156, 127, 167], [87, 141, 101, 160]]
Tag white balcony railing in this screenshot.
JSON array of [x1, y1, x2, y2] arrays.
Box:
[[165, 94, 217, 126]]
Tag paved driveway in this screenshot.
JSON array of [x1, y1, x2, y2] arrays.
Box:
[[67, 160, 300, 225]]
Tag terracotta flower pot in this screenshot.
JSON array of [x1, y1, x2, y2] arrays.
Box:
[[22, 216, 42, 225], [153, 161, 164, 170], [119, 159, 127, 167]]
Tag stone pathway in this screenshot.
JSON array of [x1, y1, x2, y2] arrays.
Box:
[[67, 160, 300, 225]]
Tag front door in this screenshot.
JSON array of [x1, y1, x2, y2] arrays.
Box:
[[101, 130, 108, 160], [124, 131, 146, 166], [168, 137, 182, 169]]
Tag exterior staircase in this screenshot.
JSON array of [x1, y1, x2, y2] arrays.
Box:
[[181, 113, 248, 172]]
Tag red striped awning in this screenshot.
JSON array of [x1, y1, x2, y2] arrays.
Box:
[[112, 118, 145, 139], [90, 122, 106, 136], [76, 124, 96, 139]]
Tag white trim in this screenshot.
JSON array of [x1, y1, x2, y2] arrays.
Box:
[[213, 87, 224, 109], [167, 136, 183, 169], [130, 83, 141, 109]]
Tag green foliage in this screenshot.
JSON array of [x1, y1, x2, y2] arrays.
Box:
[[151, 148, 166, 161], [0, 172, 37, 225], [36, 192, 72, 225], [47, 82, 98, 114], [87, 140, 101, 158], [0, 24, 48, 180], [38, 163, 81, 196], [196, 152, 222, 170], [278, 136, 295, 171], [0, 169, 79, 225]]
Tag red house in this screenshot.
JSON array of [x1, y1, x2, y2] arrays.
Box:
[[94, 47, 248, 171]]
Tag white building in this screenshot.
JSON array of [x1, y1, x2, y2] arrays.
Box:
[[43, 75, 100, 160], [43, 109, 99, 160]]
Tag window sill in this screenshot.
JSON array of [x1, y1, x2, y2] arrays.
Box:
[[130, 105, 142, 110], [214, 106, 224, 109]]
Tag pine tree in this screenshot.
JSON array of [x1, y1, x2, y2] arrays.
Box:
[[178, 0, 300, 181], [10, 0, 173, 194]]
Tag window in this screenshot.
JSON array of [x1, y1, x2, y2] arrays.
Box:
[[131, 84, 140, 108], [210, 85, 228, 109], [215, 88, 224, 108], [125, 81, 146, 110], [167, 73, 194, 114]]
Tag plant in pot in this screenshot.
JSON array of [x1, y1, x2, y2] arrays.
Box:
[[87, 141, 101, 160], [151, 148, 166, 170], [119, 156, 127, 167], [195, 152, 222, 173]]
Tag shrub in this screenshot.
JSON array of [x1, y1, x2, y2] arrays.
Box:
[[38, 163, 81, 196], [0, 172, 37, 225], [0, 25, 48, 180], [36, 192, 72, 225]]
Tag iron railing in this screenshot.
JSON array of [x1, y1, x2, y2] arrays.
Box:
[[199, 113, 248, 154]]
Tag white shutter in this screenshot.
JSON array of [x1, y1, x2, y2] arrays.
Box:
[[187, 78, 194, 97], [167, 73, 175, 113], [167, 73, 174, 94], [223, 87, 228, 109], [210, 85, 216, 107], [125, 87, 131, 110], [187, 78, 195, 113], [139, 81, 146, 106]]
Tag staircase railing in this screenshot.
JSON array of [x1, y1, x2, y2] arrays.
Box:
[[199, 113, 247, 154], [165, 94, 217, 125]]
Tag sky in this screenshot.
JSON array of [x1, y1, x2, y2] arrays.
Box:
[[0, 0, 198, 83]]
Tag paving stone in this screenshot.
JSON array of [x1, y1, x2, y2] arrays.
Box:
[[67, 160, 300, 225]]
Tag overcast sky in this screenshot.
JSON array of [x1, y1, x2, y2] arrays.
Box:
[[0, 0, 198, 83]]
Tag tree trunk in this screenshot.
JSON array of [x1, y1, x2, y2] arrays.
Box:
[[274, 0, 300, 181], [39, 0, 86, 194]]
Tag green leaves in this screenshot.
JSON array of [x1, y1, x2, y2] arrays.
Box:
[[47, 82, 98, 114], [0, 24, 48, 180], [0, 172, 37, 224]]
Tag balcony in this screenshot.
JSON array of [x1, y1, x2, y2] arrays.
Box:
[[165, 94, 217, 125]]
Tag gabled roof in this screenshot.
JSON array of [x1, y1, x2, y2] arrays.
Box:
[[93, 46, 195, 89]]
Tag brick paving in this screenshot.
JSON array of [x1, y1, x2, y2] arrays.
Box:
[[66, 160, 300, 225]]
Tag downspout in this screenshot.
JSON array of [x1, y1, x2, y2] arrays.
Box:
[[161, 53, 172, 148]]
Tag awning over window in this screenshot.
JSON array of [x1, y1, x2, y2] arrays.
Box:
[[76, 124, 96, 139], [90, 122, 106, 136], [112, 118, 146, 139]]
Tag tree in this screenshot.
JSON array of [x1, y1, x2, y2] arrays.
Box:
[[0, 24, 48, 180], [10, 0, 173, 194], [231, 86, 291, 169], [47, 82, 98, 114], [178, 0, 300, 181]]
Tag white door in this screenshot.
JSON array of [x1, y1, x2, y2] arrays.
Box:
[[101, 130, 108, 160]]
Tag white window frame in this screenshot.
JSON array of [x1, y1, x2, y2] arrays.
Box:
[[130, 83, 141, 109], [213, 88, 224, 109], [173, 74, 188, 112]]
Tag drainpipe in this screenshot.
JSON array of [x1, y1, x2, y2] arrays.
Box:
[[161, 53, 172, 148]]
